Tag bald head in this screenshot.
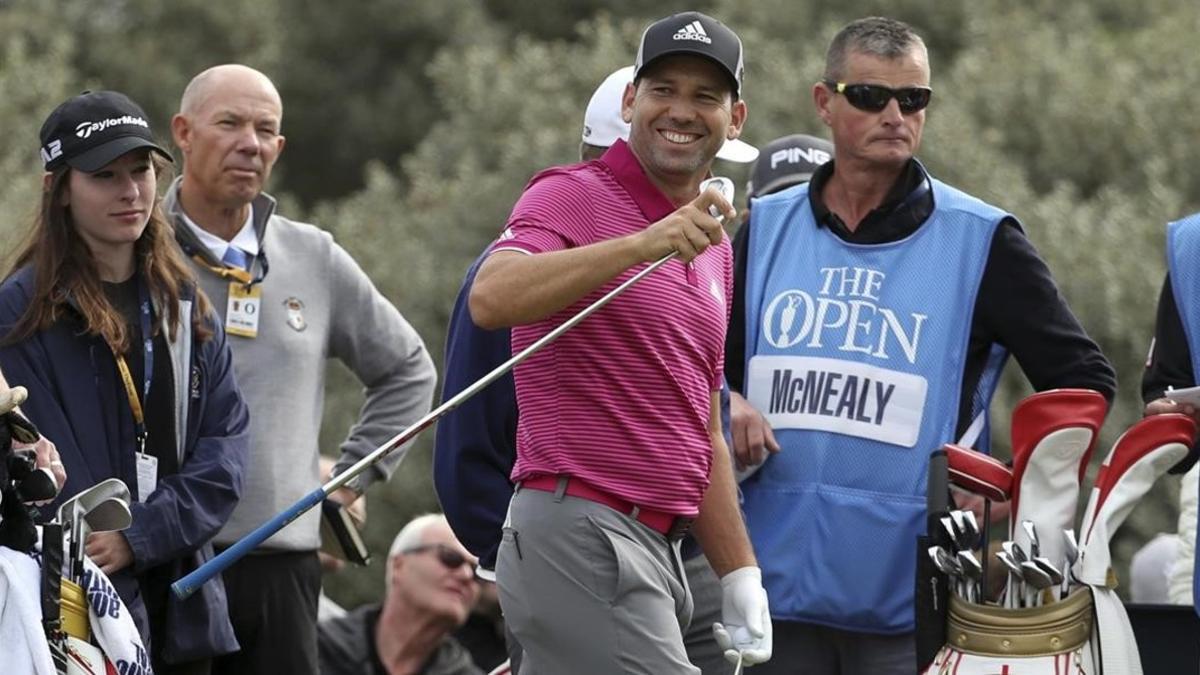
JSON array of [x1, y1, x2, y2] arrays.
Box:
[[179, 64, 282, 120]]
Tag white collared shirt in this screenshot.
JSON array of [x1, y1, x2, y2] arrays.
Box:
[[179, 206, 259, 261]]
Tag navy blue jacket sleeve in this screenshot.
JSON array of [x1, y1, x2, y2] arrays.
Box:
[[124, 311, 250, 571], [433, 254, 517, 571]]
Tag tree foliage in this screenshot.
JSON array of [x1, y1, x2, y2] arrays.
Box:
[[2, 0, 1198, 607]]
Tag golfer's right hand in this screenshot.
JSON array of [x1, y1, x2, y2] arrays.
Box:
[[634, 186, 735, 263]]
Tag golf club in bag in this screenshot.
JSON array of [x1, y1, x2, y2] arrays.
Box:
[[174, 176, 739, 600]]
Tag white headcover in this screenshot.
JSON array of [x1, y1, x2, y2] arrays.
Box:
[[1008, 390, 1107, 569]]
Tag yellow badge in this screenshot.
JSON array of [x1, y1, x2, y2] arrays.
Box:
[[225, 281, 262, 338]]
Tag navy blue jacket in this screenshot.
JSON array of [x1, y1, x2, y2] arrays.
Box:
[[432, 253, 732, 570], [433, 254, 516, 571], [0, 266, 250, 662]]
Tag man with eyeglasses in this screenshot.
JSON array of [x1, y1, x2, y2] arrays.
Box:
[[317, 513, 484, 675], [729, 17, 1114, 674]]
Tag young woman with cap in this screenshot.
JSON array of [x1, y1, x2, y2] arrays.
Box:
[[0, 90, 250, 674]]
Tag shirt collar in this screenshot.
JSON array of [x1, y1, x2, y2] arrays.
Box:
[[178, 205, 259, 260], [807, 158, 932, 243], [598, 139, 677, 223]]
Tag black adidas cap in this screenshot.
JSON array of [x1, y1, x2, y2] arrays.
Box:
[[39, 90, 172, 172], [634, 12, 744, 98], [748, 134, 834, 200]]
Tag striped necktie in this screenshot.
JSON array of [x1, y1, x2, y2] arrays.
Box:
[[222, 246, 250, 271]]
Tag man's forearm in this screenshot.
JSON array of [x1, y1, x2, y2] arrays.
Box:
[[692, 431, 756, 577], [469, 237, 646, 329]]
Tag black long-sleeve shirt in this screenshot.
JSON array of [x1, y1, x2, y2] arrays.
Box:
[[1142, 276, 1191, 403], [725, 159, 1117, 440]]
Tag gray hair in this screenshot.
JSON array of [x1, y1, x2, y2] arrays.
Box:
[[385, 513, 448, 587], [823, 17, 927, 82]]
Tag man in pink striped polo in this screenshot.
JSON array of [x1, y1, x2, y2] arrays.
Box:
[[469, 11, 772, 674]]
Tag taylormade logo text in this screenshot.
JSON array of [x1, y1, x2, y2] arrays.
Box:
[[673, 20, 711, 44], [75, 115, 149, 139]]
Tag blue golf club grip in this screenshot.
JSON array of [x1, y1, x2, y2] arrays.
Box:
[[171, 487, 326, 599]]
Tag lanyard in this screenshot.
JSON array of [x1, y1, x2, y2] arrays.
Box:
[[190, 247, 268, 288], [112, 277, 154, 454]]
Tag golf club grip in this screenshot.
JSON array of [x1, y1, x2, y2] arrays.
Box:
[[171, 487, 326, 599]]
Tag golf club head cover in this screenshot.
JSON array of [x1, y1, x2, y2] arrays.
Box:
[[944, 444, 1012, 503], [1077, 414, 1195, 585], [713, 566, 772, 666], [1009, 389, 1107, 566]]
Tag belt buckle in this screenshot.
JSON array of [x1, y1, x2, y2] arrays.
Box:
[[666, 516, 693, 541]]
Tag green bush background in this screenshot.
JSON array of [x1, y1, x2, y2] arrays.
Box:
[[3, 0, 1197, 608]]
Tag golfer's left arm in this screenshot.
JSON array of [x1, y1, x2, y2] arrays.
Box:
[[692, 390, 773, 664], [692, 391, 755, 574]]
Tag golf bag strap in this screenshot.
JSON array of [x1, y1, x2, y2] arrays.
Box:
[[1091, 585, 1142, 674], [40, 523, 63, 634]]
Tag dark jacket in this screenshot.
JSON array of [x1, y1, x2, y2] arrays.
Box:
[[0, 265, 250, 662], [318, 603, 484, 675]]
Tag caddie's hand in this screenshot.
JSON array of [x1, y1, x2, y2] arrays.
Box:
[[86, 531, 134, 575], [635, 185, 735, 263], [713, 566, 773, 666], [731, 391, 780, 471], [1145, 397, 1200, 425]]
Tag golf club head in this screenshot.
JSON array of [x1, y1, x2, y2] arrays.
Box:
[[1032, 557, 1064, 586], [85, 497, 132, 532], [56, 478, 133, 524], [1002, 540, 1027, 565], [1063, 528, 1079, 568], [700, 176, 736, 223], [956, 550, 982, 580], [996, 550, 1023, 578], [1020, 561, 1054, 591], [1021, 520, 1040, 559], [960, 510, 980, 550], [944, 443, 1012, 502]]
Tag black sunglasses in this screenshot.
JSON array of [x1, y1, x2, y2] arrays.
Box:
[[824, 81, 932, 114], [402, 544, 472, 571]]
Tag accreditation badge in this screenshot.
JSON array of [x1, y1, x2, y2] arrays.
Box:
[[225, 281, 262, 338]]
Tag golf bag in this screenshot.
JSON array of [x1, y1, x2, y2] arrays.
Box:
[[920, 404, 1197, 674]]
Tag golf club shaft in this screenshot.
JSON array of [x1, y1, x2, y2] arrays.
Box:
[[981, 500, 989, 604], [173, 251, 681, 600]]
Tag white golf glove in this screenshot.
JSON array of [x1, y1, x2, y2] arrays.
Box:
[[713, 566, 772, 666]]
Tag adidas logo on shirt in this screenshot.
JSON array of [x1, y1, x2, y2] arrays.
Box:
[[673, 20, 711, 44]]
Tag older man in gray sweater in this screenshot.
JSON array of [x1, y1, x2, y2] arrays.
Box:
[[167, 64, 437, 675]]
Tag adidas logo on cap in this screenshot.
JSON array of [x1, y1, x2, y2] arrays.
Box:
[[673, 20, 711, 44]]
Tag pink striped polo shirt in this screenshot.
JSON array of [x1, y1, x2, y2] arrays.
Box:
[[492, 140, 733, 515]]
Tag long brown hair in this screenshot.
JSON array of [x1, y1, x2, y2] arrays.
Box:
[[4, 152, 213, 353]]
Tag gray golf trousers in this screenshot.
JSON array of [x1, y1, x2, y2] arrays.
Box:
[[497, 483, 700, 674]]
